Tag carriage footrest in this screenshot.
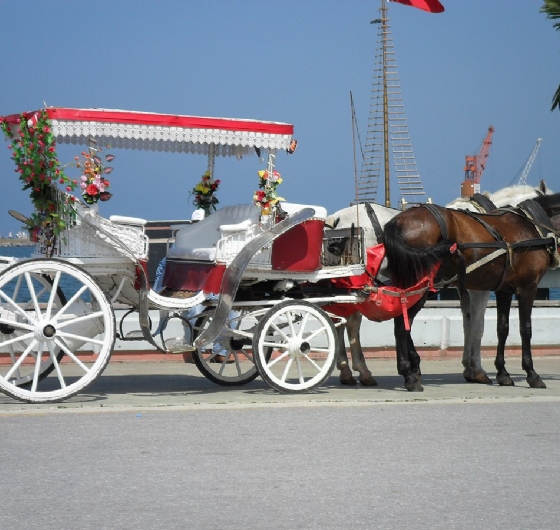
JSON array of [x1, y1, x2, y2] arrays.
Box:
[[124, 330, 145, 340], [164, 337, 195, 353]]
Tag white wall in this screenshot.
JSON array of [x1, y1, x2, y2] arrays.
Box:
[[114, 302, 560, 352]]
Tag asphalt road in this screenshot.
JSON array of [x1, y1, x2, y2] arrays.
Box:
[[1, 357, 559, 530]]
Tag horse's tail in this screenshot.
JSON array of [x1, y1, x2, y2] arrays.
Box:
[[383, 216, 454, 288]]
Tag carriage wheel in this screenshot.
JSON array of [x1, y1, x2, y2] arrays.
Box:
[[0, 258, 115, 403], [192, 308, 271, 386], [0, 273, 67, 388], [252, 300, 338, 393]]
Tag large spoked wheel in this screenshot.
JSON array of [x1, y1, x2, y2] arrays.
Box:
[[252, 300, 338, 393], [192, 308, 271, 386], [1, 273, 67, 388], [0, 258, 116, 403]]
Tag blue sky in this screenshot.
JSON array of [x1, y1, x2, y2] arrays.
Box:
[[0, 0, 559, 236]]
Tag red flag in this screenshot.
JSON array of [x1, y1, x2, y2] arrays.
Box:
[[389, 0, 444, 13]]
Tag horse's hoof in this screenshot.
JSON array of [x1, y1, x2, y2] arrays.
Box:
[[463, 368, 492, 385], [339, 374, 358, 386], [496, 373, 514, 386], [359, 374, 378, 387], [405, 380, 424, 392], [527, 374, 547, 389], [339, 366, 358, 386]]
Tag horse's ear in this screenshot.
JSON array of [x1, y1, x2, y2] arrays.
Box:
[[327, 217, 340, 229], [540, 180, 547, 194]]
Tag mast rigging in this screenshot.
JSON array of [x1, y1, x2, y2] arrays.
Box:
[[354, 0, 427, 208]]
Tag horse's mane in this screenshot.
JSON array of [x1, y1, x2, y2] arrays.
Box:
[[446, 183, 549, 212], [490, 184, 547, 207], [445, 196, 474, 209]]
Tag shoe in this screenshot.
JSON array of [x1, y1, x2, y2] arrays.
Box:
[[210, 353, 234, 364]]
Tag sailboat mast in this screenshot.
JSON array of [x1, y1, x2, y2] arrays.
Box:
[[381, 0, 390, 207], [355, 1, 427, 208], [351, 92, 360, 205]]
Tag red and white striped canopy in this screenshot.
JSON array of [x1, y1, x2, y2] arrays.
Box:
[[2, 107, 294, 157]]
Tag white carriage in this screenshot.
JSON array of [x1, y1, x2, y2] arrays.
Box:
[[0, 107, 431, 403]]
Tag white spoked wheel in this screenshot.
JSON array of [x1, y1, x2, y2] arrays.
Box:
[[0, 258, 115, 403], [0, 272, 66, 388], [252, 300, 338, 393], [192, 308, 271, 386]]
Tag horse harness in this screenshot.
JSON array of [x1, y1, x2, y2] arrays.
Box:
[[363, 196, 498, 244], [421, 200, 559, 291], [364, 202, 384, 244], [469, 193, 497, 213]]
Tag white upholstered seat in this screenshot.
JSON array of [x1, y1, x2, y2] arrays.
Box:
[[166, 202, 327, 263], [280, 202, 327, 220], [167, 204, 261, 261]]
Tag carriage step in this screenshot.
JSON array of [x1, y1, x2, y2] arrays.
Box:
[[164, 337, 196, 353], [124, 330, 145, 340]]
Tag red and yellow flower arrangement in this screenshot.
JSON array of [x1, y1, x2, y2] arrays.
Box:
[[253, 169, 284, 213], [192, 170, 220, 216]]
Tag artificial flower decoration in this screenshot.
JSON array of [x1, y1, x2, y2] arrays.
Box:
[[192, 170, 220, 216], [74, 148, 114, 204], [253, 169, 284, 211], [0, 110, 78, 240]]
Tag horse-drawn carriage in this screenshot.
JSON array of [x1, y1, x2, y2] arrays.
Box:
[[0, 106, 441, 403]]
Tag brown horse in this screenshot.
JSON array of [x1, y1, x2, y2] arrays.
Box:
[[383, 193, 560, 392]]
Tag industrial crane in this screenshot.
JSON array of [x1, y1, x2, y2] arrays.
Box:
[[461, 125, 494, 198], [518, 138, 542, 185]]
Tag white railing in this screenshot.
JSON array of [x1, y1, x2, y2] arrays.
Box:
[[215, 222, 272, 267], [33, 190, 149, 260]]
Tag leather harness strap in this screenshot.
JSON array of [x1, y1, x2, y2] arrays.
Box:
[[458, 209, 505, 246], [364, 202, 384, 244], [517, 198, 556, 236], [454, 207, 509, 291], [421, 204, 509, 291], [502, 199, 559, 268], [422, 203, 449, 240], [470, 193, 497, 213], [421, 200, 559, 291]]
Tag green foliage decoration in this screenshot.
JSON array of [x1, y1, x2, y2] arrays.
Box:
[[0, 110, 78, 239]]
